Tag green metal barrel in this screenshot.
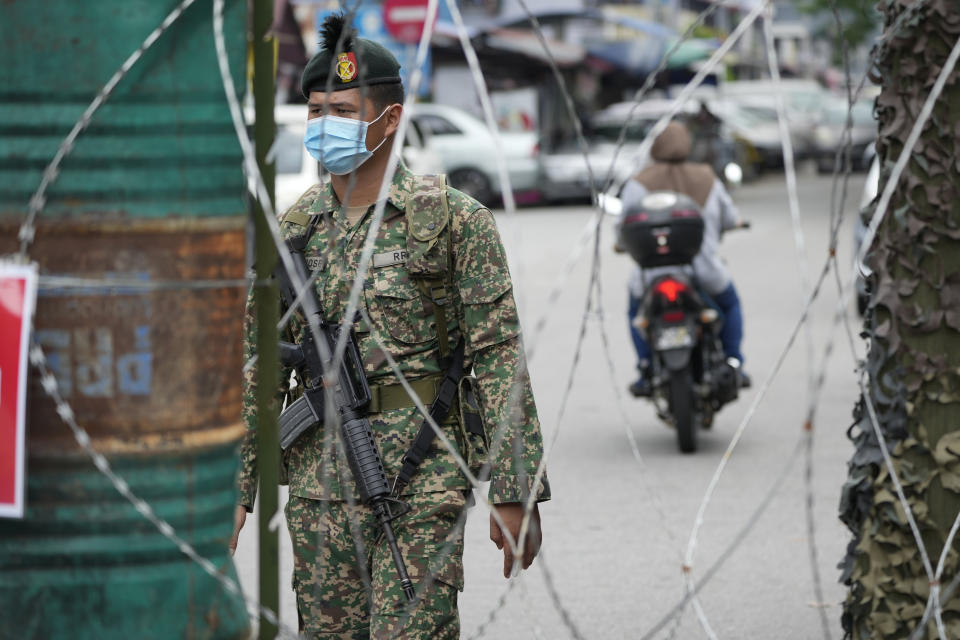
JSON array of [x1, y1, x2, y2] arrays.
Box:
[[0, 1, 252, 637]]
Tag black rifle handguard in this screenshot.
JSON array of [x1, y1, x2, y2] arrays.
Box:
[[340, 410, 391, 503]]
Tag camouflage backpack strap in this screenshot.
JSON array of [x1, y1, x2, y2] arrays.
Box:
[[405, 174, 454, 360]]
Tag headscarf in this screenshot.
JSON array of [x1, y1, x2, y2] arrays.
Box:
[[632, 121, 715, 208]]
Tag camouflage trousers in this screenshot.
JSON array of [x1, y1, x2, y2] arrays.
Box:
[[285, 490, 468, 639]]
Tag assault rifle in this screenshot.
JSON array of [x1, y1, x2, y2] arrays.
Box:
[[274, 233, 416, 603]]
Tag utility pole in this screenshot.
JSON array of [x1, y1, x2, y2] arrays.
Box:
[[252, 0, 279, 638], [840, 1, 960, 638]]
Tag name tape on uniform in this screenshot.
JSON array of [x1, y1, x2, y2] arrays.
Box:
[[373, 250, 409, 269]]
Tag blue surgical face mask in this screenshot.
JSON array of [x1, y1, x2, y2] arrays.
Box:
[[304, 107, 390, 175]]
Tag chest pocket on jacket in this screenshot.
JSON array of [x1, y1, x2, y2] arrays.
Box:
[[364, 267, 434, 345]]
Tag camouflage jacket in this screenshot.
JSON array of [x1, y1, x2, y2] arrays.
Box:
[[237, 163, 550, 507]]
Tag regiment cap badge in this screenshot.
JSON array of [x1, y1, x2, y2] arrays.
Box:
[[336, 52, 358, 82]]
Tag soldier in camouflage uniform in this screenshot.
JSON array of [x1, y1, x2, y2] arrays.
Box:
[[229, 13, 550, 639]]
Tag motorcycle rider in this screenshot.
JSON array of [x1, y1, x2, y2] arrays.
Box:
[[617, 120, 750, 397]]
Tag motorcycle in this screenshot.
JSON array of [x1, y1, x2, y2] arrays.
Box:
[[617, 191, 745, 453]]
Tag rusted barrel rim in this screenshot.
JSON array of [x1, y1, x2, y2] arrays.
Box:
[[0, 216, 246, 235], [30, 422, 246, 458]]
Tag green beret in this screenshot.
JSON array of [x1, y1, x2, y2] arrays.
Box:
[[301, 13, 402, 97]]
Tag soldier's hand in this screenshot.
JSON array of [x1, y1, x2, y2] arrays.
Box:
[[489, 502, 542, 578], [229, 505, 247, 556]]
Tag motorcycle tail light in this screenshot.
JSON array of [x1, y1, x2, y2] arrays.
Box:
[[654, 278, 687, 302], [663, 310, 685, 323]]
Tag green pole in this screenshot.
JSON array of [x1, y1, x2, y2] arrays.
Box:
[[252, 0, 279, 638]]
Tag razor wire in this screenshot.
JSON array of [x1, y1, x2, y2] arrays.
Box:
[[9, 0, 757, 637], [7, 0, 956, 636], [503, 3, 757, 611], [678, 13, 960, 633], [537, 549, 588, 640], [238, 3, 944, 632], [639, 432, 807, 640], [597, 273, 684, 552], [466, 578, 520, 640], [14, 0, 201, 260], [756, 17, 960, 639], [509, 1, 817, 632], [501, 0, 729, 366], [521, 0, 771, 589], [923, 510, 960, 639], [760, 10, 833, 640], [501, 3, 805, 635], [860, 373, 947, 640], [26, 341, 300, 639]]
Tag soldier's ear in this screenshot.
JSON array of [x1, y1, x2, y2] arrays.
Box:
[[383, 103, 403, 138]]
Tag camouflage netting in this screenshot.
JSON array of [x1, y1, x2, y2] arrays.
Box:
[[839, 1, 960, 638]]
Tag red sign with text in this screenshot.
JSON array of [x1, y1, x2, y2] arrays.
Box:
[[0, 263, 37, 519], [383, 0, 432, 45]]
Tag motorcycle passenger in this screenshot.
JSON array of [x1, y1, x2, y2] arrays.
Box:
[[618, 120, 750, 397]]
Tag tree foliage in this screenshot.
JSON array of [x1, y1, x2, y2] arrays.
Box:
[[800, 0, 881, 65]]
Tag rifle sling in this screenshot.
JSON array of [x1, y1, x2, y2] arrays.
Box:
[[393, 339, 466, 495]]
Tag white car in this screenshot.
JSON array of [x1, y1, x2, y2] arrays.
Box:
[[408, 103, 542, 205], [272, 104, 319, 214]]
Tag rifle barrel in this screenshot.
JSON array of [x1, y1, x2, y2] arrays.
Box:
[[376, 503, 416, 604]]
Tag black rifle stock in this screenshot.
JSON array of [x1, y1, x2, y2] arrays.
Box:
[[274, 234, 416, 604]]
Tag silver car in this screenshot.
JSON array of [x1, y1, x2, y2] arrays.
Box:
[[409, 103, 542, 205], [812, 98, 877, 174]]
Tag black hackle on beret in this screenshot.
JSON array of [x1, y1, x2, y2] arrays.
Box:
[[320, 13, 355, 53]]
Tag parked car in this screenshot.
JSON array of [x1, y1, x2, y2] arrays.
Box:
[[540, 106, 656, 203], [272, 104, 319, 213], [408, 103, 542, 205], [541, 98, 745, 203], [719, 79, 825, 157], [812, 98, 877, 174], [702, 100, 784, 177]]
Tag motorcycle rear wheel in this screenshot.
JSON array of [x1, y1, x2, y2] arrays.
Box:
[[670, 368, 697, 453]]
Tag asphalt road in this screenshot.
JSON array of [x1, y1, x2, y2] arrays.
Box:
[[234, 165, 870, 639]]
